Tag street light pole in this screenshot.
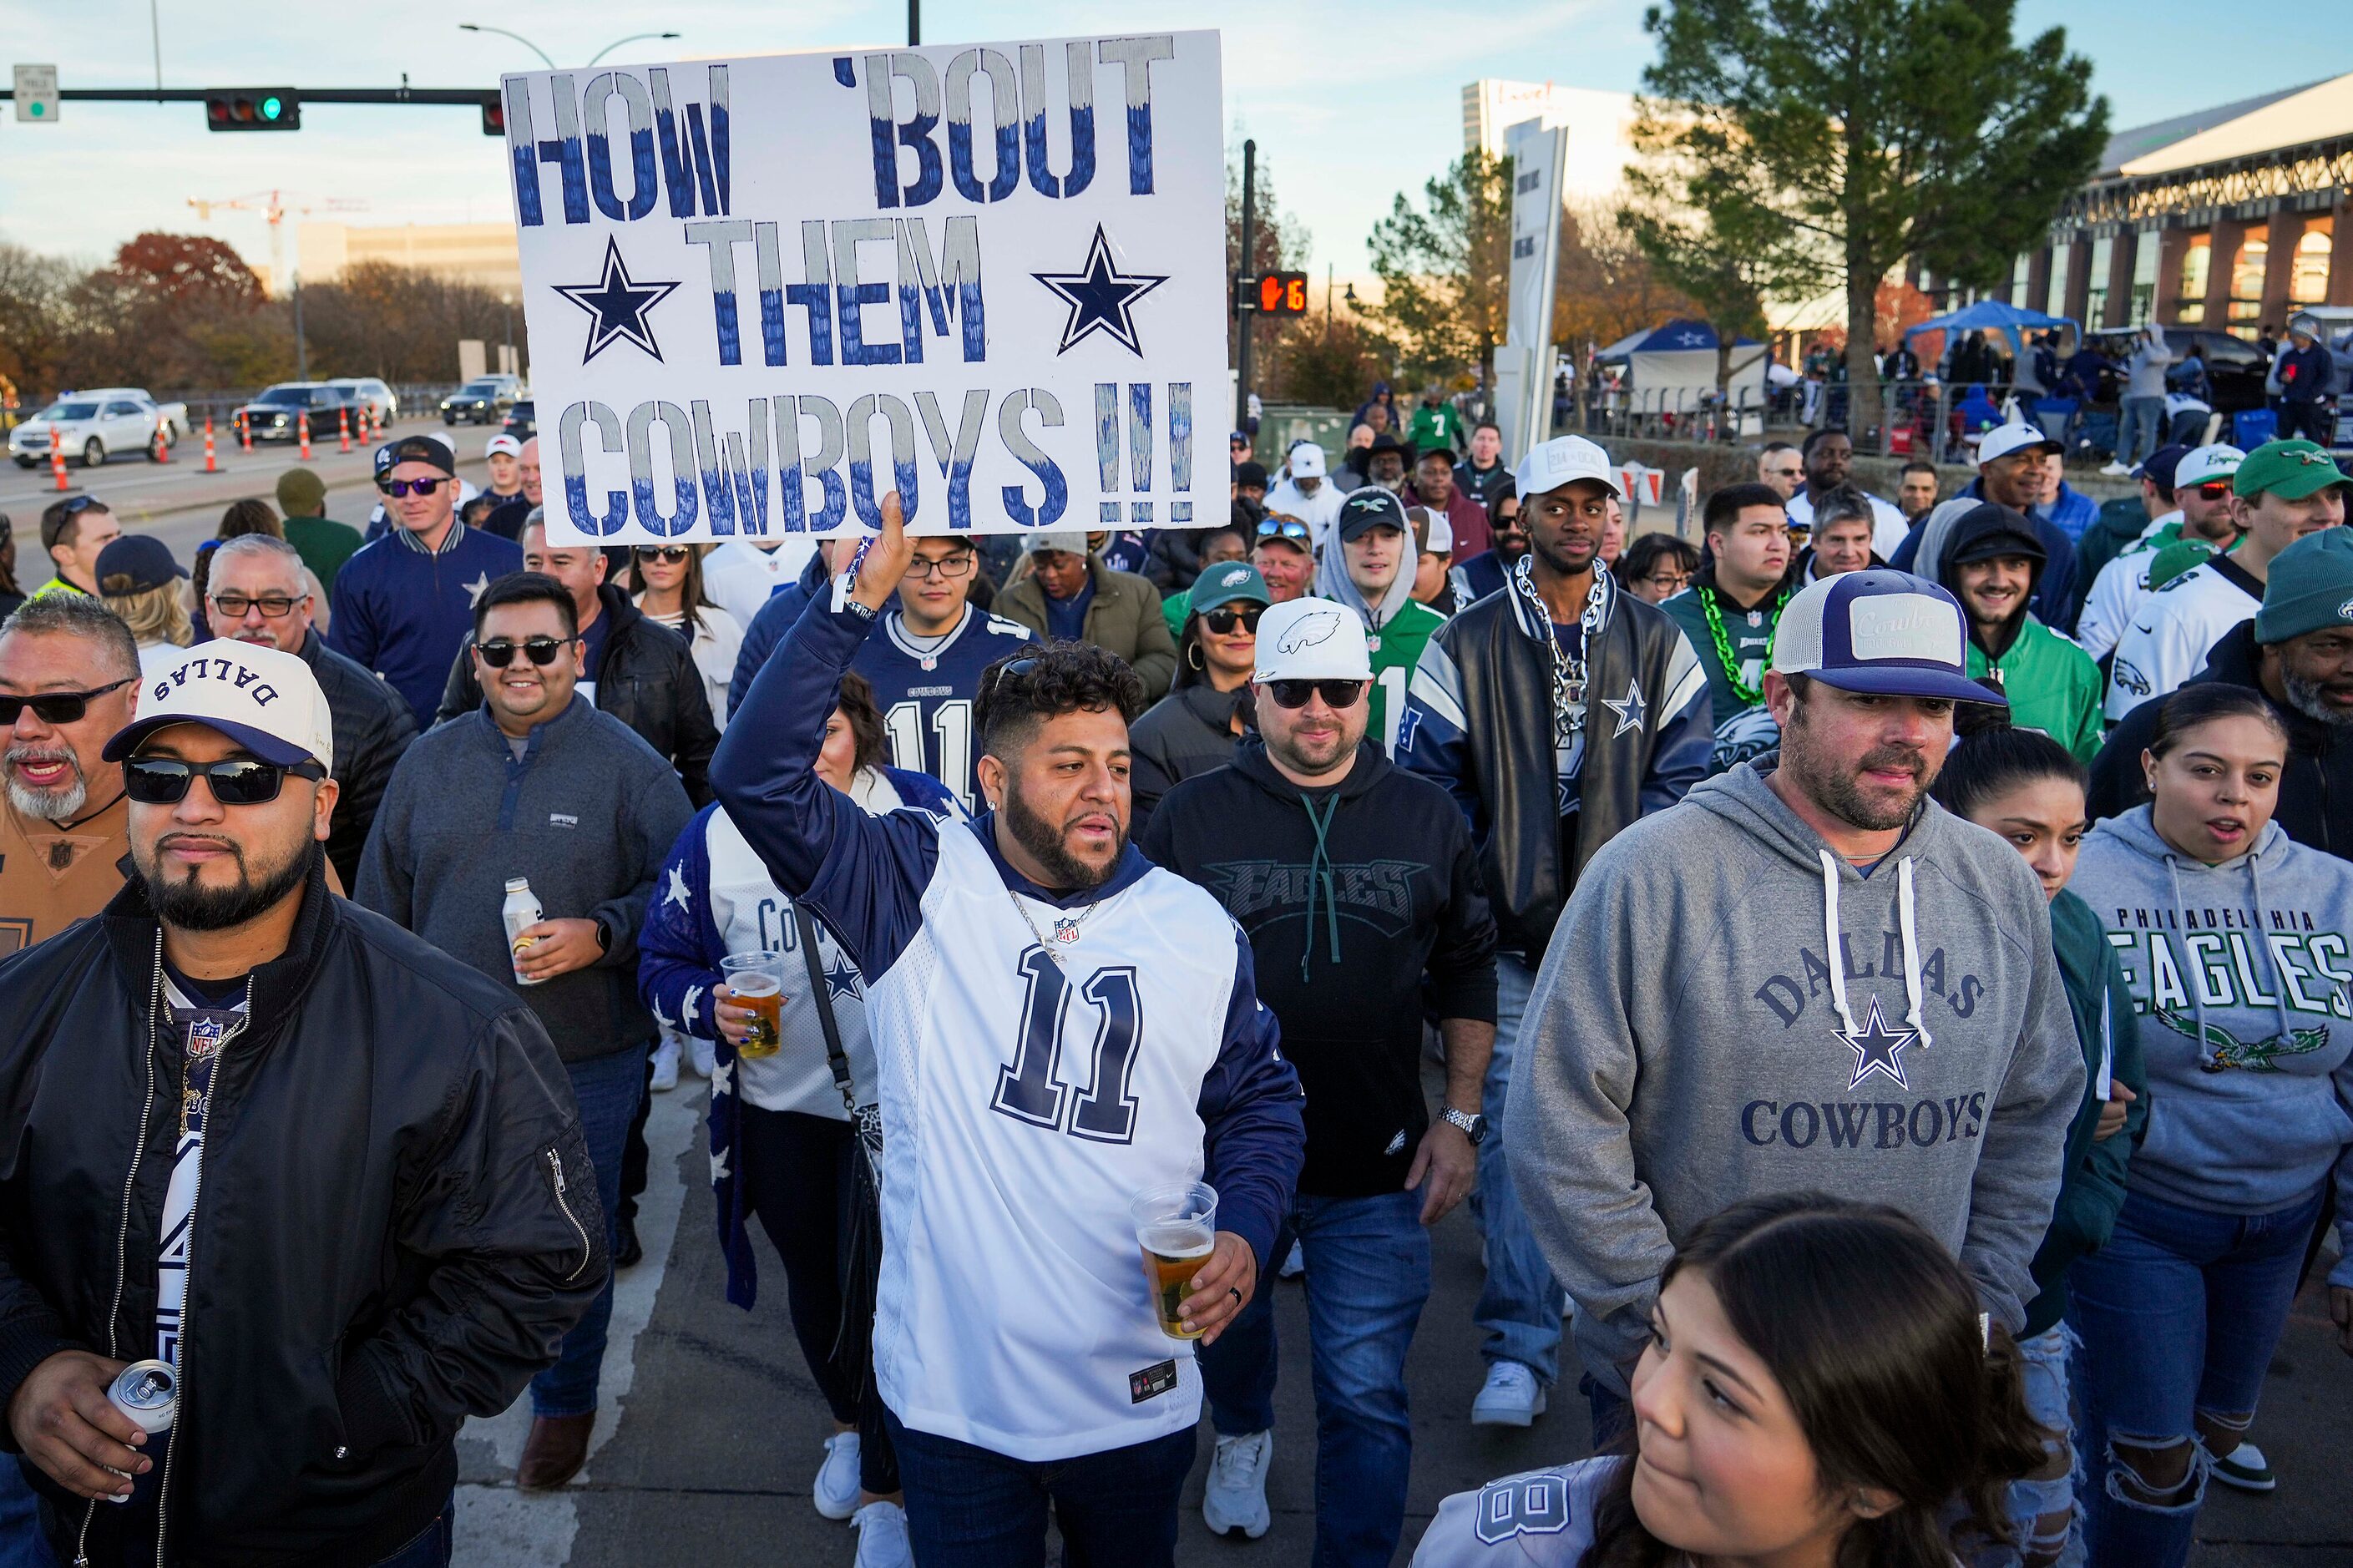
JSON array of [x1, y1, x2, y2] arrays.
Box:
[[458, 24, 681, 69], [909, 0, 920, 45], [584, 33, 684, 67]]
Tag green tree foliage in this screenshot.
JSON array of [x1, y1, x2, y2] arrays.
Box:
[[1630, 0, 2108, 432], [1364, 150, 1512, 389]]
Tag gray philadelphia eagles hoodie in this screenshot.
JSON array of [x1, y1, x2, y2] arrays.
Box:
[[1507, 761, 2083, 1395], [2070, 807, 2353, 1242]]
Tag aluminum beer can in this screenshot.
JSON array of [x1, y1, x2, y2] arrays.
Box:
[[109, 1358, 176, 1434]]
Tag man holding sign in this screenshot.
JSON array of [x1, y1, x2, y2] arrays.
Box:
[[711, 496, 1302, 1565]]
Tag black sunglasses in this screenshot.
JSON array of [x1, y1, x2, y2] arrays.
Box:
[[474, 635, 578, 669], [1266, 678, 1367, 710], [635, 545, 693, 563], [1201, 606, 1263, 635], [124, 755, 326, 806], [1255, 518, 1310, 543], [0, 677, 135, 726], [209, 592, 305, 619], [377, 477, 450, 498]]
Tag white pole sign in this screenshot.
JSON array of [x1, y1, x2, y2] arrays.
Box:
[[503, 34, 1228, 543], [1498, 116, 1569, 463]]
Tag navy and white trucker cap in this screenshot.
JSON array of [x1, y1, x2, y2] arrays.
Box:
[[1771, 569, 2006, 706]]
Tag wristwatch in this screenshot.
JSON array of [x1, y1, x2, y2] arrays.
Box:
[[1440, 1106, 1487, 1145]]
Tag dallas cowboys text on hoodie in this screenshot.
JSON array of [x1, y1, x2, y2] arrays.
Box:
[[1505, 761, 2083, 1394]]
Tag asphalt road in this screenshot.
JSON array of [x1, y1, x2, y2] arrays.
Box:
[[0, 414, 515, 569], [449, 1072, 2353, 1568]]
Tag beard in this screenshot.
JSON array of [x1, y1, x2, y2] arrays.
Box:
[[2282, 670, 2353, 729], [4, 744, 88, 820], [1784, 713, 1930, 832], [134, 833, 316, 933], [1002, 776, 1124, 891]]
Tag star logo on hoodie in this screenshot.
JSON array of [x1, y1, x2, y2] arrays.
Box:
[[1837, 994, 1920, 1090]]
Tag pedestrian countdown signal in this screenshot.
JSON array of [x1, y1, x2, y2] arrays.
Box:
[[1235, 271, 1309, 317]]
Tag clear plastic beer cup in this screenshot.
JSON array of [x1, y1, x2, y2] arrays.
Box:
[[1130, 1181, 1218, 1339], [720, 952, 785, 1059]]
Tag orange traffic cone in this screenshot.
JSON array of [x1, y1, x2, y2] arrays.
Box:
[[202, 417, 219, 473], [48, 439, 68, 492], [239, 411, 253, 453], [298, 411, 311, 462], [152, 414, 172, 463], [338, 407, 352, 453]]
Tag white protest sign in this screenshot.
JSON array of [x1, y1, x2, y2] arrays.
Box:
[[503, 34, 1227, 544]]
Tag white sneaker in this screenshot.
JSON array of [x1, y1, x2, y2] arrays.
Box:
[[650, 1035, 681, 1093], [1278, 1241, 1304, 1279], [813, 1431, 860, 1520], [2099, 460, 2133, 477], [1471, 1361, 1546, 1427], [687, 1033, 716, 1078], [1202, 1429, 1273, 1539], [852, 1500, 912, 1566]]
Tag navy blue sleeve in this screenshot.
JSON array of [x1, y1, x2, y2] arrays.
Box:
[[1888, 529, 1921, 574], [1641, 634, 1713, 817], [727, 587, 802, 721], [710, 593, 939, 979], [638, 807, 727, 1039], [1197, 928, 1306, 1274], [327, 555, 380, 670]]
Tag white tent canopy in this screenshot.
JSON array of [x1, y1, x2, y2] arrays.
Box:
[[1596, 320, 1770, 403]]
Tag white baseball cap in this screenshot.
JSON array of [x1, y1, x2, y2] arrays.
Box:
[[1252, 598, 1373, 682], [105, 642, 337, 774], [1410, 504, 1452, 554], [2174, 443, 2245, 488], [1770, 569, 2003, 706], [1976, 421, 2062, 467], [486, 433, 524, 458], [1288, 443, 1327, 479], [1514, 435, 1620, 502]]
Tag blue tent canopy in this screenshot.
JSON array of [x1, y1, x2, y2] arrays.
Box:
[[1904, 300, 2080, 346], [1595, 319, 1764, 362]]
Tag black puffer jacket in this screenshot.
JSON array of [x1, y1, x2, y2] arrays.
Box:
[[438, 584, 719, 805], [296, 627, 417, 890], [0, 862, 605, 1566]]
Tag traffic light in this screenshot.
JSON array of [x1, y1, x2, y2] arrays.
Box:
[[1234, 271, 1309, 317], [205, 89, 300, 131], [480, 94, 505, 136]]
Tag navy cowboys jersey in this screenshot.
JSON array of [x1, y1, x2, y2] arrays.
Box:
[[853, 605, 1034, 812]]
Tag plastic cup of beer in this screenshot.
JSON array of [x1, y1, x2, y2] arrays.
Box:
[[720, 952, 784, 1059], [1131, 1181, 1218, 1340]]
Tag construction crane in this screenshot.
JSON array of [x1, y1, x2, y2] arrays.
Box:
[[185, 190, 367, 296]]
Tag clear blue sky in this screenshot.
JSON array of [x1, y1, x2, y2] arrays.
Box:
[[1, 0, 2346, 285]]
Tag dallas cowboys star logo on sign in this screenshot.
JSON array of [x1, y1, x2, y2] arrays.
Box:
[[553, 237, 682, 364], [1600, 677, 1647, 738], [1031, 225, 1167, 356], [1837, 994, 1921, 1090]]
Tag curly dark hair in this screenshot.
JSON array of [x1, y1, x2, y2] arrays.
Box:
[[975, 640, 1146, 759], [834, 670, 887, 774]]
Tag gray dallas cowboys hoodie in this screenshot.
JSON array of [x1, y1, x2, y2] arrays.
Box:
[[1507, 761, 2082, 1394]]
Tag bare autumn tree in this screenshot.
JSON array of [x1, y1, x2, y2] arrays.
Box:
[[1364, 149, 1512, 389], [1552, 200, 1696, 357], [300, 260, 517, 383]]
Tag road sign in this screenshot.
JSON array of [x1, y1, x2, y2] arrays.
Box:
[[13, 64, 58, 123]]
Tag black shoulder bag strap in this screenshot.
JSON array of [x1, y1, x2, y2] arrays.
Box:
[[792, 903, 857, 1117]]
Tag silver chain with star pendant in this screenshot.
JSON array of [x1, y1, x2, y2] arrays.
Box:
[[1511, 555, 1610, 743]]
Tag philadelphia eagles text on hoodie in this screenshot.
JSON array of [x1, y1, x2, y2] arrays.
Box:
[[1505, 761, 2083, 1393], [2070, 807, 2353, 1270]]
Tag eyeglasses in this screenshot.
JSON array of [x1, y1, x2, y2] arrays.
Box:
[[1642, 572, 1692, 593], [377, 477, 450, 498], [0, 677, 136, 726], [1255, 518, 1310, 543], [473, 635, 578, 668], [1201, 606, 1263, 635], [635, 545, 693, 564], [1266, 678, 1367, 710], [904, 552, 977, 579], [209, 592, 306, 619], [124, 755, 326, 806]]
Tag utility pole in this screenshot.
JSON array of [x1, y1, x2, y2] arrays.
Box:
[[909, 0, 919, 45], [1234, 139, 1256, 436], [292, 275, 309, 383]]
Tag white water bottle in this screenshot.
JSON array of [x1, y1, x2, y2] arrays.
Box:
[[503, 877, 545, 986]]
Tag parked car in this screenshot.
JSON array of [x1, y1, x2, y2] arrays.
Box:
[[500, 400, 536, 442], [329, 377, 399, 427], [2086, 327, 2270, 414], [8, 389, 189, 468], [441, 375, 524, 426], [233, 382, 366, 444]]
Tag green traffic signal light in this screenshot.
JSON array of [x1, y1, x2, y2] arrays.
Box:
[[260, 95, 282, 121]]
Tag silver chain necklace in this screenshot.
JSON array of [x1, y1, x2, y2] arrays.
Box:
[[1005, 884, 1113, 966], [1512, 555, 1610, 741]]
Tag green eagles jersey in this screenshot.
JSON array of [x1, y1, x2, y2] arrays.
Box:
[[1367, 598, 1448, 756]]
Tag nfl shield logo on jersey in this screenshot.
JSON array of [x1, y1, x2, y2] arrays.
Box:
[[1052, 917, 1083, 944]]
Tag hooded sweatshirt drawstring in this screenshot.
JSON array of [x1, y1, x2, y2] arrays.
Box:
[[1815, 849, 1935, 1050], [1298, 793, 1343, 981]]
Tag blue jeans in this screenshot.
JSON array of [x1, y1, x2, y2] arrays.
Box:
[[2068, 1183, 2325, 1568], [1201, 1189, 1432, 1568], [1475, 952, 1560, 1384], [2118, 396, 2164, 468], [0, 1459, 55, 1568], [884, 1408, 1193, 1568], [368, 1492, 453, 1567], [1982, 1324, 2083, 1568], [530, 1043, 645, 1419]]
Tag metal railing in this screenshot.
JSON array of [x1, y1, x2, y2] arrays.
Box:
[[1575, 377, 2072, 464]]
